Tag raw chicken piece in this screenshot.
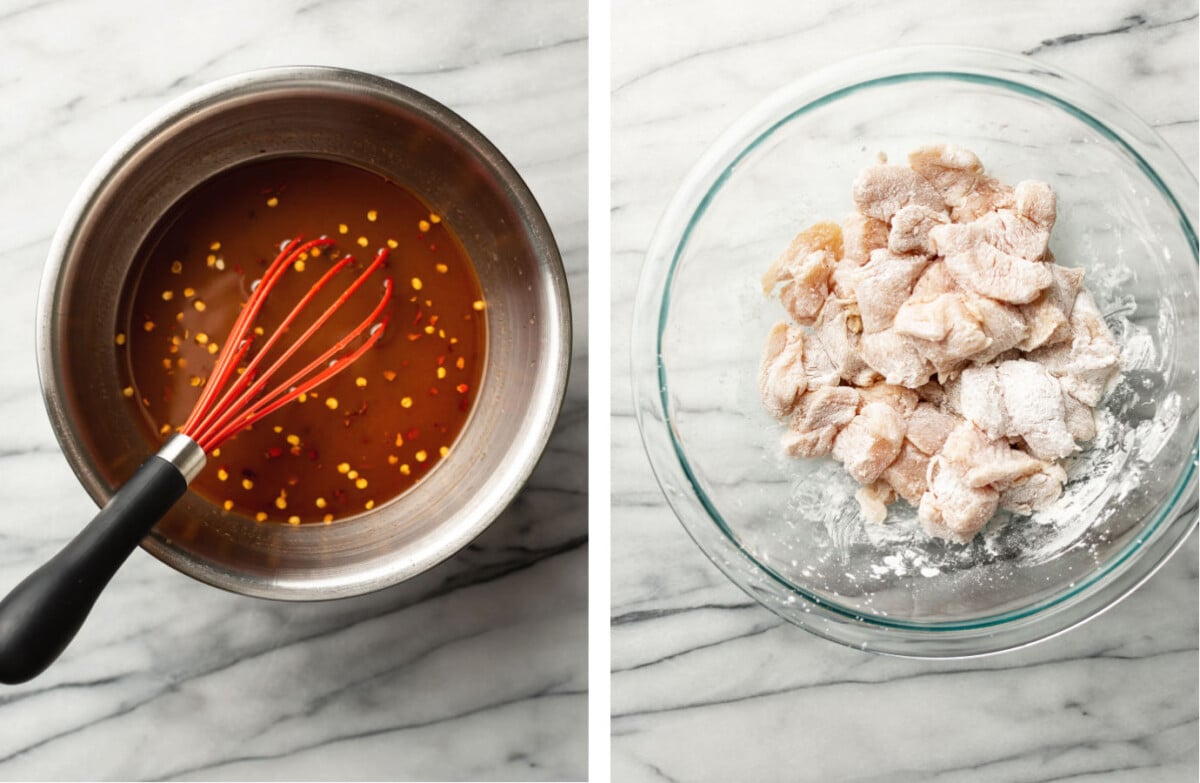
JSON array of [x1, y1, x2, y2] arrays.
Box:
[[858, 383, 919, 419], [908, 144, 1014, 223], [829, 263, 861, 300], [763, 222, 842, 325], [882, 441, 931, 505], [842, 212, 889, 266], [937, 421, 1043, 488], [779, 250, 834, 324], [954, 179, 1015, 223], [1029, 290, 1120, 407], [1018, 264, 1084, 351], [832, 402, 907, 485], [851, 165, 946, 222], [906, 402, 959, 455], [894, 263, 991, 377], [907, 145, 985, 207], [998, 462, 1068, 514], [1014, 180, 1057, 231], [859, 329, 935, 388], [758, 322, 808, 418], [1062, 391, 1097, 442], [961, 292, 1028, 363], [783, 386, 860, 458], [996, 359, 1076, 461], [946, 365, 1009, 439], [815, 300, 881, 386], [932, 222, 1053, 304], [856, 481, 895, 524], [801, 330, 843, 389], [919, 456, 999, 543], [888, 204, 948, 256], [974, 186, 1055, 261], [847, 249, 930, 332]]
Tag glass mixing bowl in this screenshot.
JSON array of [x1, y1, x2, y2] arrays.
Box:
[[633, 46, 1199, 657]]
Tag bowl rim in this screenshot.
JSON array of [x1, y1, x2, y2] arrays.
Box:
[[632, 45, 1199, 657], [37, 65, 572, 600]]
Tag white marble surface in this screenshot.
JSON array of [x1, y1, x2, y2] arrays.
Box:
[[0, 1, 586, 780], [612, 2, 1198, 781]]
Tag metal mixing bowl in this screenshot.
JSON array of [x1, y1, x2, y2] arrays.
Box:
[[36, 66, 570, 599]]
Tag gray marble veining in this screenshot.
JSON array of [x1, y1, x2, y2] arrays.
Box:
[[0, 1, 587, 780], [612, 1, 1198, 781]]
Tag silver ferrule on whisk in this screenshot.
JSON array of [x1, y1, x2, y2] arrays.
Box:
[[156, 434, 206, 484]]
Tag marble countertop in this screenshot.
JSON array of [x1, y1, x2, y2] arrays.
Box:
[[0, 1, 586, 780], [612, 1, 1198, 781]]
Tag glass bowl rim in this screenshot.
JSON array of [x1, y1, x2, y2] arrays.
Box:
[[632, 45, 1199, 656]]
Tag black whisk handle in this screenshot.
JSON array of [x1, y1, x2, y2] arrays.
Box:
[[0, 436, 202, 685]]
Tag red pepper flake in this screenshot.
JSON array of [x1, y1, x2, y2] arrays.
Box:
[[436, 355, 445, 366], [429, 387, 439, 396], [265, 446, 284, 460], [456, 384, 469, 394], [407, 333, 422, 341], [413, 311, 424, 325], [307, 448, 319, 461], [406, 428, 420, 441]]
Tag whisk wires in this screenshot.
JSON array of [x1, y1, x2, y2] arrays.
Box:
[[181, 236, 393, 452]]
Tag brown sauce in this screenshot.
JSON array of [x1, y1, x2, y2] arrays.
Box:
[[118, 157, 485, 524]]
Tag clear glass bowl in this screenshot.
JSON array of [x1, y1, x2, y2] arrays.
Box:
[[632, 46, 1199, 657]]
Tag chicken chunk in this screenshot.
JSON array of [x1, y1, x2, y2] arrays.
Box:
[[954, 179, 1015, 223], [937, 420, 1044, 489], [907, 144, 1013, 222], [815, 300, 881, 386], [842, 212, 889, 266], [945, 365, 1008, 439], [832, 402, 907, 485], [847, 249, 930, 333], [907, 144, 985, 207], [758, 322, 808, 418], [961, 292, 1028, 363], [974, 202, 1053, 261], [906, 402, 959, 456], [856, 484, 893, 524], [859, 329, 935, 388], [851, 165, 946, 222], [783, 386, 860, 458], [1014, 180, 1057, 232], [1029, 290, 1121, 407], [996, 359, 1076, 461], [932, 222, 1053, 304], [763, 222, 843, 325], [856, 480, 896, 524], [1018, 264, 1084, 351], [1062, 391, 1097, 442], [998, 462, 1068, 515], [800, 330, 843, 389], [893, 263, 991, 378], [919, 456, 1000, 543], [882, 441, 932, 505], [858, 383, 919, 419], [888, 204, 949, 256]]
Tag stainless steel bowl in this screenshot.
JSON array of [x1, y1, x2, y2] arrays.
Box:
[[36, 66, 570, 599]]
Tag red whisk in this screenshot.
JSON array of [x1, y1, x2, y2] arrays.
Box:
[[0, 236, 392, 684]]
